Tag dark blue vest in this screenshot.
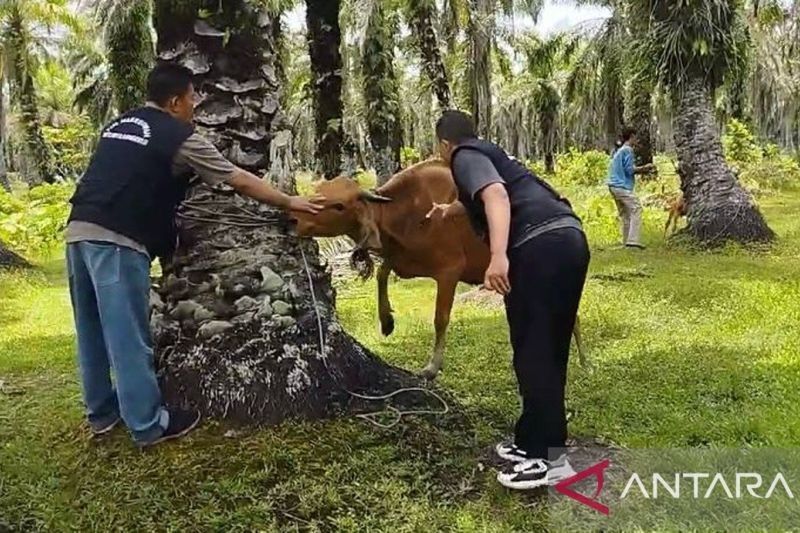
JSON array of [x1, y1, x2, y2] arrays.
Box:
[[450, 139, 578, 245], [69, 107, 194, 259]]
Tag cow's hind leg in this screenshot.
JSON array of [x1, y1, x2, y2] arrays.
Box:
[[419, 275, 458, 380], [377, 262, 394, 336]]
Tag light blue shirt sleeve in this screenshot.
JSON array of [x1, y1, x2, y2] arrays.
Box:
[[607, 145, 636, 190], [622, 148, 635, 183]]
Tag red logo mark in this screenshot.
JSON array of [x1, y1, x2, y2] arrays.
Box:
[[554, 459, 611, 515]]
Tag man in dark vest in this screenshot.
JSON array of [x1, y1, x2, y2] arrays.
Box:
[[66, 64, 322, 447], [428, 110, 590, 489]]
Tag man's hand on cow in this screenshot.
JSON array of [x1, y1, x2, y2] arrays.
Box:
[[426, 203, 451, 220], [484, 253, 511, 295], [426, 201, 466, 220], [288, 195, 325, 214]]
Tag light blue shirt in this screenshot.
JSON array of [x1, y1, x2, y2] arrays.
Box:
[[607, 144, 635, 190]]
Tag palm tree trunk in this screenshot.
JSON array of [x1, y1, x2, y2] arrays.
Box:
[[673, 79, 773, 244], [0, 80, 10, 192], [408, 0, 452, 109], [151, 0, 417, 423], [627, 82, 654, 165], [363, 2, 402, 185], [107, 0, 154, 112], [541, 112, 556, 173], [624, 6, 654, 165], [468, 0, 493, 138], [8, 8, 56, 184], [306, 0, 344, 178]]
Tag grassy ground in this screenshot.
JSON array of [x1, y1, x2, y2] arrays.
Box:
[[2, 179, 800, 531]]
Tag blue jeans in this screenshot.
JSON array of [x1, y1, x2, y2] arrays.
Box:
[[67, 241, 168, 443]]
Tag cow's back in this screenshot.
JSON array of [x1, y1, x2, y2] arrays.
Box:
[[376, 161, 489, 284]]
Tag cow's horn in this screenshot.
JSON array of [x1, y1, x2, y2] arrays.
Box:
[[359, 190, 393, 203]]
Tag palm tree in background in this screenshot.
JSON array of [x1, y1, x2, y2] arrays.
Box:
[[0, 0, 76, 183], [362, 0, 402, 184], [86, 0, 154, 113], [520, 32, 579, 172], [566, 0, 655, 163], [405, 0, 452, 109], [306, 0, 344, 178], [629, 0, 773, 244], [438, 0, 544, 138], [746, 0, 800, 151]]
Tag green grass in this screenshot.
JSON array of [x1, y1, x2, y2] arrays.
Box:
[[2, 185, 800, 531]]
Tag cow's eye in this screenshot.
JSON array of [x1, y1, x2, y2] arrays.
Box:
[[332, 203, 345, 211]]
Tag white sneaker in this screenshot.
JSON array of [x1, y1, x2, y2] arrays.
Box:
[[495, 441, 534, 463], [497, 455, 577, 490]]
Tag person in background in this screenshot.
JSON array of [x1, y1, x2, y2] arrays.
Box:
[[607, 126, 654, 249], [428, 110, 590, 490], [66, 64, 322, 448]]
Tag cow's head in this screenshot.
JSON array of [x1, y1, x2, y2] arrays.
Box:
[[292, 177, 392, 249]]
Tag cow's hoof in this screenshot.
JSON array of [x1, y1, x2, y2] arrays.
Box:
[[418, 365, 440, 381], [380, 315, 395, 336]]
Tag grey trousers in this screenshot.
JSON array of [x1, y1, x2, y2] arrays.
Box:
[[609, 186, 643, 246]]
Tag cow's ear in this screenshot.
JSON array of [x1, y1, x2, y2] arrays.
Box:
[[359, 190, 392, 203]]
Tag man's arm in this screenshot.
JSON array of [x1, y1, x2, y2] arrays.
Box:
[[227, 167, 319, 212], [479, 184, 512, 295], [174, 134, 321, 213], [451, 150, 511, 295]]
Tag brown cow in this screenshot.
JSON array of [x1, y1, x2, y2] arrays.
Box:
[[292, 159, 585, 379]]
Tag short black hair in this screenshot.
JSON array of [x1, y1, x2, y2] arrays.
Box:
[[146, 63, 194, 106], [436, 110, 477, 143], [620, 126, 637, 142]]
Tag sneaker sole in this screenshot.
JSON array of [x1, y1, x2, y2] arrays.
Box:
[[91, 418, 121, 437], [497, 471, 550, 490], [496, 470, 576, 490], [496, 459, 577, 490], [139, 413, 201, 449]]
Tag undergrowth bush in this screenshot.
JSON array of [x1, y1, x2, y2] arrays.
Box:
[[525, 159, 547, 177], [42, 116, 96, 180], [722, 119, 800, 192], [723, 119, 761, 166], [555, 148, 610, 186], [400, 146, 422, 168], [0, 182, 74, 258], [740, 153, 800, 192]]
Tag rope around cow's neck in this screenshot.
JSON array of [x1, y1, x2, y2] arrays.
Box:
[[178, 199, 448, 428]]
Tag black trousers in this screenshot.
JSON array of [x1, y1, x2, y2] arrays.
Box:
[[504, 227, 590, 458]]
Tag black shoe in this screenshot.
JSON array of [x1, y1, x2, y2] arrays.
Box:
[[139, 409, 200, 448], [625, 243, 646, 250], [90, 416, 121, 436], [497, 455, 577, 490]]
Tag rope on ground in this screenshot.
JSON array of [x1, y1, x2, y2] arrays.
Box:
[[299, 246, 449, 429], [177, 199, 449, 428]]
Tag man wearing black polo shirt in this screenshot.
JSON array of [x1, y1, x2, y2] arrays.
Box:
[[428, 110, 590, 489], [66, 64, 322, 448]]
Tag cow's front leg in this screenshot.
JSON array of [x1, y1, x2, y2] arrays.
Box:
[[377, 261, 394, 336], [419, 275, 459, 380]]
